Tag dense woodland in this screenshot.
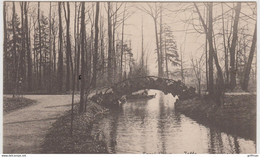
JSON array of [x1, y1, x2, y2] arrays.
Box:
[[3, 2, 257, 107]]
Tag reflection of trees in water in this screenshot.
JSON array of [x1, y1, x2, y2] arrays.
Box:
[[128, 99, 149, 153], [233, 136, 240, 153], [106, 107, 123, 153], [208, 128, 224, 153], [207, 127, 241, 154], [207, 128, 241, 154], [158, 92, 166, 153], [128, 100, 148, 125], [227, 135, 240, 154]]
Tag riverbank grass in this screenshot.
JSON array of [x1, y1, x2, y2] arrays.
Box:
[[175, 94, 256, 141], [42, 101, 109, 153], [3, 97, 36, 114]]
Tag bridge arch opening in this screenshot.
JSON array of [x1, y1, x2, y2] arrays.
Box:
[[117, 89, 179, 105], [90, 76, 196, 106]]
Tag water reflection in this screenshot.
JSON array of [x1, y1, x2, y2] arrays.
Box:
[[92, 90, 256, 154]]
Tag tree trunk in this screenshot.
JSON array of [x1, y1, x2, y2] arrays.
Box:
[[12, 2, 17, 97], [100, 17, 105, 76], [112, 4, 118, 81], [230, 3, 241, 90], [3, 2, 8, 91], [194, 3, 213, 94], [57, 2, 63, 92], [76, 4, 81, 91], [165, 36, 169, 78], [159, 4, 163, 77], [180, 47, 184, 82], [64, 2, 71, 91], [20, 2, 26, 91], [38, 2, 42, 90], [25, 2, 32, 91], [49, 2, 52, 92], [92, 2, 99, 88], [221, 3, 229, 88], [107, 2, 113, 83], [141, 16, 144, 69], [120, 4, 126, 80], [33, 21, 38, 90], [242, 24, 256, 91], [209, 3, 224, 105], [207, 3, 214, 96], [79, 2, 86, 112], [154, 18, 162, 77]]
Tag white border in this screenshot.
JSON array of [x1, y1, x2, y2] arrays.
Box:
[[0, 0, 259, 155]]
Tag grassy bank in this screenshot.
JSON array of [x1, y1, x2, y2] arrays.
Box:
[[175, 94, 256, 141], [3, 97, 36, 114], [42, 101, 109, 153]]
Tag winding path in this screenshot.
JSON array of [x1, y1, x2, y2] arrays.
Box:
[[3, 95, 79, 154]]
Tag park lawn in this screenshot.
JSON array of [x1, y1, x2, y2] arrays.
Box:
[[3, 97, 36, 114]]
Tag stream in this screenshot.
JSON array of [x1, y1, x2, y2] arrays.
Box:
[[92, 90, 256, 154]]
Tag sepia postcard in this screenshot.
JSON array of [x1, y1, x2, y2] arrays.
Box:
[[1, 1, 257, 154]]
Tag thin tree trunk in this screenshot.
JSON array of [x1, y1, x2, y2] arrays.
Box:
[[20, 2, 26, 91], [38, 2, 42, 90], [194, 3, 214, 96], [57, 2, 63, 92], [4, 2, 8, 91], [230, 3, 241, 90], [221, 3, 229, 88], [154, 18, 161, 77], [209, 3, 224, 105], [180, 47, 184, 82], [33, 20, 38, 90], [165, 35, 169, 78], [92, 2, 99, 88], [49, 2, 52, 92], [63, 2, 71, 91], [25, 2, 32, 92], [76, 4, 81, 91], [12, 2, 17, 97], [112, 3, 118, 81], [207, 3, 214, 96], [107, 2, 113, 83], [79, 2, 86, 112], [141, 16, 144, 69], [242, 24, 257, 91], [100, 16, 105, 76], [53, 32, 56, 79], [120, 4, 126, 80], [159, 4, 163, 77]]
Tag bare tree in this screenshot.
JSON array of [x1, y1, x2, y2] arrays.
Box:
[[20, 2, 26, 91], [63, 2, 72, 91], [194, 3, 214, 96], [57, 2, 63, 92], [107, 2, 113, 82], [221, 3, 229, 87], [195, 3, 224, 104], [191, 54, 203, 97], [92, 2, 100, 87], [138, 3, 163, 77], [229, 3, 241, 90], [12, 2, 18, 97], [37, 2, 43, 90], [79, 2, 86, 112], [242, 24, 257, 91]]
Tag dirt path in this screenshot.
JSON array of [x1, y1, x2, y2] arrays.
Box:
[[3, 95, 79, 154]]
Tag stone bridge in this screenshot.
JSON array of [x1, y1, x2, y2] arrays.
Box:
[[89, 76, 196, 106]]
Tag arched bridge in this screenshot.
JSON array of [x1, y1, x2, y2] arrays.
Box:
[[90, 76, 196, 106]]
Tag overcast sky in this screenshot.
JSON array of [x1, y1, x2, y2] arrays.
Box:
[[5, 2, 256, 75]]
